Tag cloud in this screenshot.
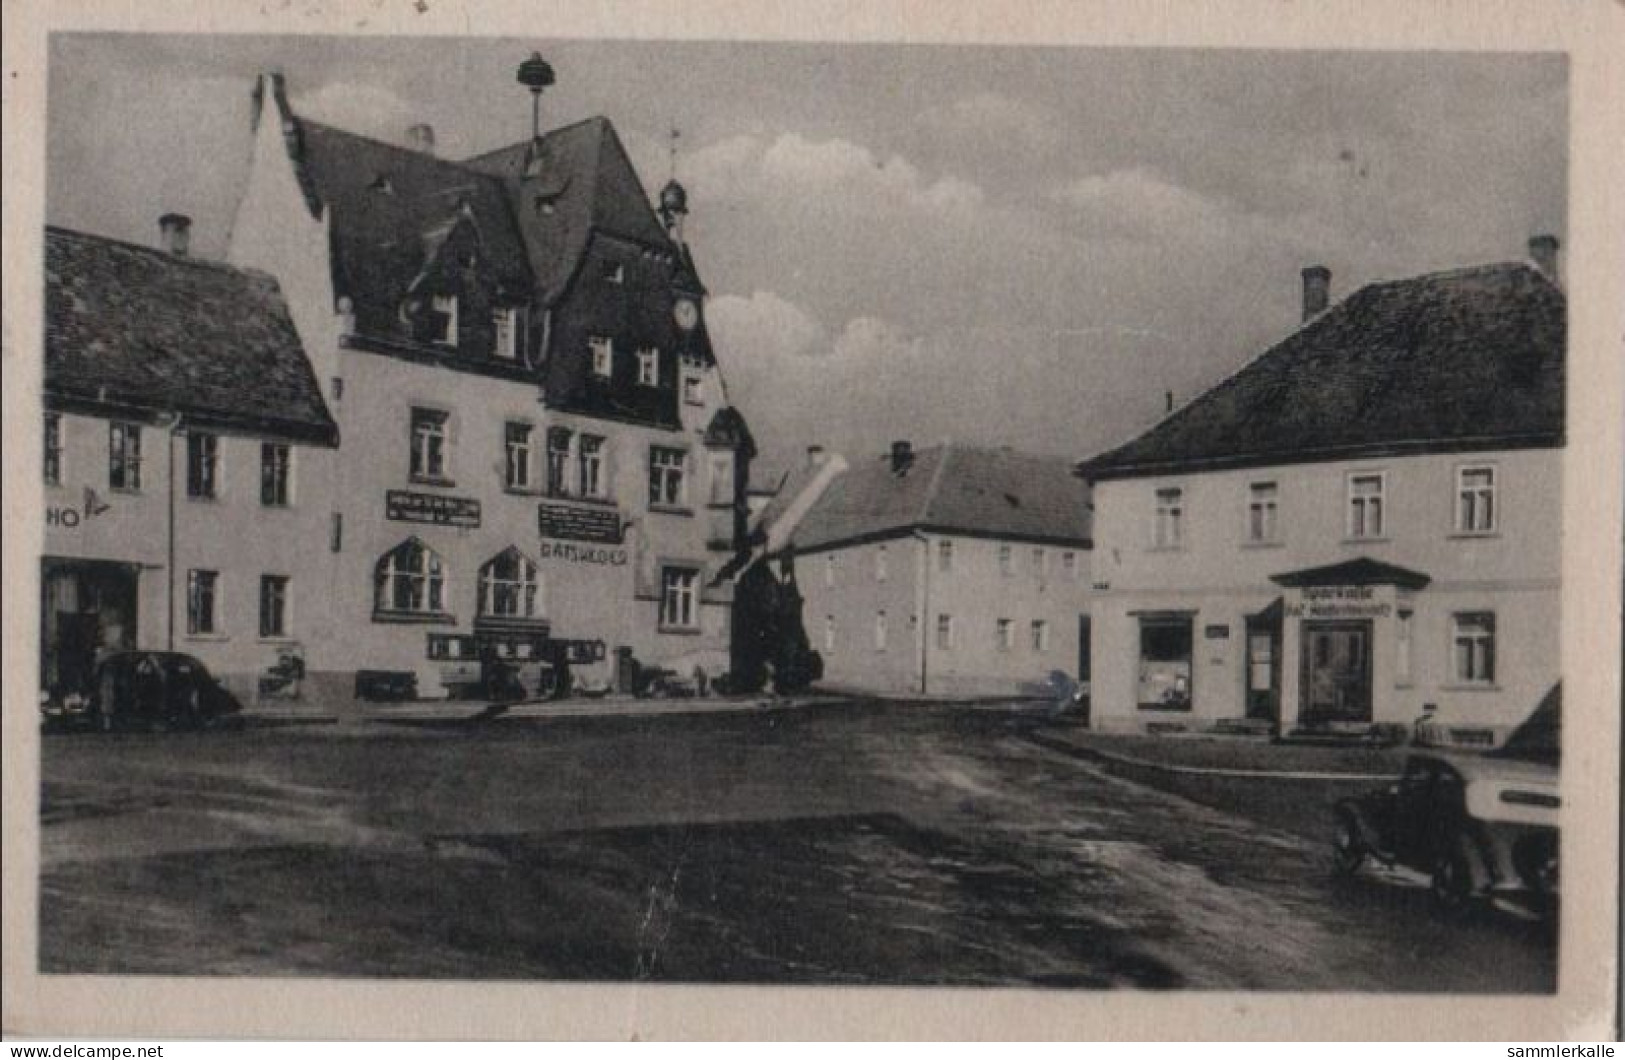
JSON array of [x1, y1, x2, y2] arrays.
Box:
[[291, 82, 419, 144], [686, 131, 984, 218], [1052, 167, 1233, 241], [917, 91, 1064, 155], [707, 291, 826, 362]]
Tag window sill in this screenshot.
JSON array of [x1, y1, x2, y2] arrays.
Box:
[[1447, 531, 1501, 541], [409, 476, 457, 490], [372, 610, 457, 626], [1137, 702, 1193, 713], [186, 495, 221, 504], [1440, 682, 1501, 693], [258, 635, 298, 645], [110, 487, 143, 496], [504, 486, 546, 498], [545, 493, 616, 507], [658, 625, 704, 636], [649, 504, 694, 518], [185, 632, 230, 643], [1341, 536, 1390, 546], [1146, 545, 1187, 554], [1240, 540, 1284, 550]]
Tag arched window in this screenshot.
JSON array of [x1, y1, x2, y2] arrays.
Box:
[[478, 548, 541, 618], [374, 538, 446, 616]]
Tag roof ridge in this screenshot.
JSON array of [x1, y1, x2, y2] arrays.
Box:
[[458, 114, 612, 167], [45, 225, 281, 285], [299, 118, 514, 189]]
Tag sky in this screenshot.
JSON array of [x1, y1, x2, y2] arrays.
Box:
[[46, 35, 1566, 479]]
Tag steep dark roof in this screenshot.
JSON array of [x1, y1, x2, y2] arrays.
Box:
[[782, 444, 1092, 554], [44, 226, 338, 445], [1079, 263, 1565, 480], [461, 117, 678, 304], [288, 119, 534, 338]]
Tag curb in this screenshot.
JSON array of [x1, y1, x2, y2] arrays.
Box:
[[1026, 731, 1401, 781], [242, 693, 844, 725]]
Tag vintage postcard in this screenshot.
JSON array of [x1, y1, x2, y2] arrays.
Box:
[[3, 0, 1622, 1042]]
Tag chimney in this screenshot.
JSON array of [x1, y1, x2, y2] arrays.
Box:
[[806, 444, 827, 468], [406, 123, 436, 155], [889, 439, 914, 475], [1301, 265, 1331, 321], [158, 213, 192, 257], [1528, 234, 1560, 284], [1164, 390, 1174, 414]]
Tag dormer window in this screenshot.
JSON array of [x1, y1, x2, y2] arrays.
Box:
[[533, 192, 558, 215], [604, 262, 625, 285], [430, 294, 458, 346], [493, 307, 519, 360], [637, 347, 660, 387], [368, 174, 395, 194], [589, 336, 613, 378], [683, 374, 703, 405]]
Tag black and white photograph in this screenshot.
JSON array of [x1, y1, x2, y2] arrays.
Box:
[[4, 0, 1622, 1043]]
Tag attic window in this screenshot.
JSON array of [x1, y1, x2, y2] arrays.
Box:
[[533, 194, 559, 217], [368, 174, 395, 194], [430, 295, 459, 346], [604, 262, 625, 285]]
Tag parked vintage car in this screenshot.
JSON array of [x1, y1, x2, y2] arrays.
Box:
[[42, 650, 244, 732], [1331, 684, 1561, 917]]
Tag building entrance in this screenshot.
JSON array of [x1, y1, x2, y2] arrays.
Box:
[[1299, 619, 1373, 724], [41, 558, 139, 697]]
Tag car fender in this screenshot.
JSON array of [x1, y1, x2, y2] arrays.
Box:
[[1334, 798, 1384, 854]]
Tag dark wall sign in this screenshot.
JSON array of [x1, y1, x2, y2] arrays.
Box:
[[538, 540, 629, 567], [386, 490, 481, 528], [538, 501, 624, 544], [1204, 624, 1230, 640]]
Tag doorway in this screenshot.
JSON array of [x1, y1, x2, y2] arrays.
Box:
[[41, 558, 139, 696], [1245, 611, 1282, 722], [1299, 620, 1373, 724]]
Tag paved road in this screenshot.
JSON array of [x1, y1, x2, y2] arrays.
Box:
[[38, 702, 1555, 989]]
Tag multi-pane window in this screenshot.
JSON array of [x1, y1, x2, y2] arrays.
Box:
[[875, 545, 888, 583], [109, 422, 142, 491], [1457, 466, 1496, 534], [637, 347, 660, 386], [259, 575, 289, 638], [660, 567, 698, 629], [1247, 481, 1279, 543], [504, 422, 534, 491], [546, 428, 575, 496], [1348, 473, 1385, 539], [649, 446, 686, 506], [430, 294, 458, 345], [578, 435, 606, 498], [708, 452, 735, 505], [935, 614, 955, 651], [1031, 619, 1050, 653], [374, 539, 446, 615], [493, 307, 519, 359], [1153, 487, 1184, 548], [1032, 547, 1047, 576], [683, 375, 703, 405], [995, 618, 1014, 652], [478, 549, 540, 618], [937, 540, 954, 573], [44, 413, 62, 486], [1062, 551, 1078, 579], [1453, 612, 1496, 684], [409, 408, 449, 482], [187, 569, 219, 635], [186, 432, 220, 499], [261, 443, 292, 507], [998, 544, 1013, 577], [590, 336, 614, 377], [874, 610, 888, 652]]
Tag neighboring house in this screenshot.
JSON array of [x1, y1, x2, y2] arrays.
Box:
[[226, 69, 752, 700], [41, 222, 339, 704], [763, 441, 1093, 697], [1077, 240, 1564, 746]]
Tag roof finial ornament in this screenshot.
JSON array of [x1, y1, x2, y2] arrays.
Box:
[[658, 125, 689, 240], [516, 51, 555, 142]]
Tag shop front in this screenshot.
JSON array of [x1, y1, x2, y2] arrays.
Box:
[[40, 557, 142, 697]]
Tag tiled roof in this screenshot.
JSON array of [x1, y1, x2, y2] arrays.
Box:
[[461, 117, 678, 304], [1079, 263, 1565, 480], [44, 226, 338, 445], [781, 444, 1092, 554]]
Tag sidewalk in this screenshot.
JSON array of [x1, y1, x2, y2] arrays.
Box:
[[1028, 725, 1408, 779], [242, 690, 847, 725]]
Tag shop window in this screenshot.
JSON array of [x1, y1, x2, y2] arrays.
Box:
[[493, 308, 519, 360], [637, 347, 660, 386], [874, 610, 888, 652], [1247, 481, 1279, 543], [261, 443, 292, 507], [937, 540, 954, 573], [109, 422, 143, 492], [1453, 612, 1496, 684], [187, 569, 219, 636], [478, 548, 540, 618], [259, 575, 289, 638], [430, 294, 458, 346], [660, 567, 698, 629], [649, 446, 687, 507], [590, 336, 614, 378], [44, 412, 62, 486], [1348, 473, 1385, 539], [995, 618, 1014, 652], [1031, 619, 1050, 653], [409, 408, 449, 483], [374, 539, 447, 617], [186, 432, 219, 499], [505, 422, 534, 491], [1153, 487, 1184, 548], [935, 614, 955, 651], [1138, 616, 1193, 710], [1456, 466, 1496, 534], [578, 435, 607, 498]]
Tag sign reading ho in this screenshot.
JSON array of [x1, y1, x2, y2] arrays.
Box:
[[538, 502, 624, 545], [386, 490, 481, 528], [46, 488, 112, 530]]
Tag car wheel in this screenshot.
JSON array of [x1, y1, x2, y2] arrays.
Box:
[[1331, 812, 1366, 876], [1430, 845, 1477, 918]]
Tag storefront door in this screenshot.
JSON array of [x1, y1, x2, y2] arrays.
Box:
[[41, 558, 138, 695], [1245, 614, 1281, 722], [1299, 620, 1372, 724]]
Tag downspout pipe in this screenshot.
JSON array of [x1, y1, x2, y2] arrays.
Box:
[[912, 530, 930, 696], [164, 412, 184, 650]]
